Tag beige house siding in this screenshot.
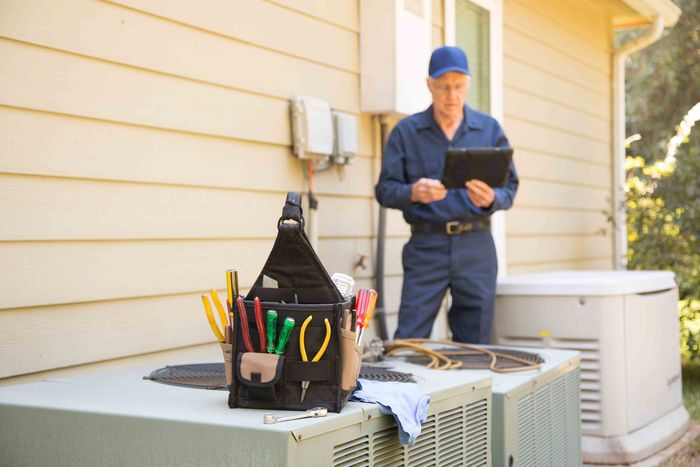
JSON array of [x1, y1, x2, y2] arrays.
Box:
[[503, 0, 615, 274], [0, 0, 383, 379], [0, 0, 617, 381]]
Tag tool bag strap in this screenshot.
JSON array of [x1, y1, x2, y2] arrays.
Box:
[[246, 192, 342, 304], [278, 192, 304, 229]]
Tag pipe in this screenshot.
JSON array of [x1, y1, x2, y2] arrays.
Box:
[[373, 115, 390, 341], [612, 15, 664, 269]]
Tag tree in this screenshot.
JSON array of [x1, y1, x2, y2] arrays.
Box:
[[623, 0, 700, 358]]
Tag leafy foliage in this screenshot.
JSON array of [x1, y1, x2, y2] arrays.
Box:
[[623, 0, 700, 359]]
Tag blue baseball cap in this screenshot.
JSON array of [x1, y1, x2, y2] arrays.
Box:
[[429, 46, 471, 78]]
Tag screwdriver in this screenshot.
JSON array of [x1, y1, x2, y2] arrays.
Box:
[[266, 310, 278, 354], [275, 317, 295, 355]]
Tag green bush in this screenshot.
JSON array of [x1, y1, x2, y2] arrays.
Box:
[[625, 108, 700, 359], [623, 0, 700, 360]]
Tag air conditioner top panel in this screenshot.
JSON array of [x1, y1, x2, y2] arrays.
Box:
[[0, 361, 491, 442], [496, 270, 676, 296], [385, 347, 579, 396], [453, 346, 580, 396]]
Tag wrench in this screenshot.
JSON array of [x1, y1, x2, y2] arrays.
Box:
[[263, 407, 328, 424]]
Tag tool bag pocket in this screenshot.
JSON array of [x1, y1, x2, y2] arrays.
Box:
[[228, 192, 355, 413], [339, 328, 363, 399], [235, 352, 284, 403], [230, 300, 346, 411], [220, 343, 233, 386]]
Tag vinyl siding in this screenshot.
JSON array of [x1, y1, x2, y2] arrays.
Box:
[[0, 0, 378, 379], [0, 0, 617, 381], [502, 0, 615, 272]]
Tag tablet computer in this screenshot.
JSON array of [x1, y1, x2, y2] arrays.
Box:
[[441, 147, 513, 189]]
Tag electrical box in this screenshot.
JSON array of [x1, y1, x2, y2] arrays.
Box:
[[332, 111, 358, 164], [360, 0, 432, 116], [290, 95, 334, 160]]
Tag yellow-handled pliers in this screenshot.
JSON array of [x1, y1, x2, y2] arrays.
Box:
[[299, 316, 331, 402], [201, 289, 229, 343]]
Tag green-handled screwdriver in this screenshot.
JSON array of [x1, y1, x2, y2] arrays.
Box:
[[266, 310, 278, 354], [275, 317, 295, 355]]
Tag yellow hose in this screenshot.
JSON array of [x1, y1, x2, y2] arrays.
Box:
[[385, 338, 541, 373]]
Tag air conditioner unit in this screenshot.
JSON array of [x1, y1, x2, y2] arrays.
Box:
[[463, 346, 582, 467], [492, 270, 690, 465], [0, 362, 492, 466]]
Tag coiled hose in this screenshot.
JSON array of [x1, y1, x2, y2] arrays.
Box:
[[384, 338, 542, 373]]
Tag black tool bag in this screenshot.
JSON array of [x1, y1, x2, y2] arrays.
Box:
[[228, 192, 358, 413]]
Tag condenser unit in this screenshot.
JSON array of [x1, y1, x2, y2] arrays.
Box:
[[0, 361, 492, 466], [467, 346, 581, 467], [492, 270, 689, 465], [389, 345, 581, 467]]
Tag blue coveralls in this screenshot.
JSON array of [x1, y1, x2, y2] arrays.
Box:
[[375, 104, 519, 344]]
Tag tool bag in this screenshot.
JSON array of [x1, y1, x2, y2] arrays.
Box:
[[227, 192, 361, 413]]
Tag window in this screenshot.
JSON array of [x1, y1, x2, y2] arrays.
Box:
[[445, 0, 507, 274], [455, 0, 491, 113]]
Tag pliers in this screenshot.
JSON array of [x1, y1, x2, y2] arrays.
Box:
[[299, 316, 331, 402]]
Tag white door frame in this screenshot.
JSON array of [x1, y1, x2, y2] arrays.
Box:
[[444, 0, 507, 277]]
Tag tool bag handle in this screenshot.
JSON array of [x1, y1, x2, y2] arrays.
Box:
[[277, 192, 304, 229], [246, 192, 342, 304]]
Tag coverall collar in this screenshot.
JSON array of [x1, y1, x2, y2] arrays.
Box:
[[415, 104, 484, 132]]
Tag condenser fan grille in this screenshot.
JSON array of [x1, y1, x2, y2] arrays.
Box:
[[144, 363, 417, 389]]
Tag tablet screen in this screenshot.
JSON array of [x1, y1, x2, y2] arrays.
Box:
[[441, 147, 513, 189]]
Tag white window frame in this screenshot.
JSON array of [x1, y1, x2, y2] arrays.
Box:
[[444, 0, 508, 277]]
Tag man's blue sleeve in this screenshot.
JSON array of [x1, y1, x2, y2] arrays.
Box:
[[375, 126, 414, 210], [482, 123, 519, 214]]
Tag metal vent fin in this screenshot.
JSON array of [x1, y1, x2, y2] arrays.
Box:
[[498, 336, 603, 431], [333, 398, 488, 466], [517, 393, 536, 466], [407, 414, 435, 466], [516, 369, 582, 467], [463, 399, 489, 467], [333, 435, 370, 467], [552, 338, 602, 430], [566, 369, 583, 464], [437, 406, 464, 466], [372, 427, 404, 466]]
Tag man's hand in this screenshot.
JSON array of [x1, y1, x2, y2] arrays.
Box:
[[411, 178, 447, 204], [466, 179, 494, 208]]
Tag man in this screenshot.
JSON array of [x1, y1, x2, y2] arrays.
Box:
[[375, 46, 518, 344]]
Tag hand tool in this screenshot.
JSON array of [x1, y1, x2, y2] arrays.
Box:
[[236, 297, 255, 352], [341, 309, 351, 331], [200, 293, 225, 343], [266, 310, 278, 354], [354, 288, 369, 343], [209, 288, 228, 332], [299, 316, 331, 402], [253, 297, 266, 352], [226, 270, 238, 308], [357, 289, 378, 346], [225, 323, 232, 346], [263, 407, 327, 424], [274, 317, 295, 355], [331, 272, 355, 299]]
